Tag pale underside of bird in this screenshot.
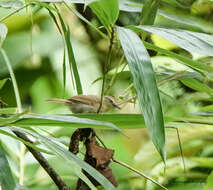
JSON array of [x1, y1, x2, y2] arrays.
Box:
[[46, 95, 120, 113]]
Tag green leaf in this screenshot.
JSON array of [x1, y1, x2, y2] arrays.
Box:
[[116, 26, 166, 162], [89, 0, 119, 30], [132, 25, 213, 56], [0, 110, 28, 126], [54, 8, 83, 95], [65, 27, 83, 94], [11, 114, 122, 131], [181, 78, 213, 95], [203, 170, 213, 190], [119, 1, 213, 33], [0, 128, 51, 154], [62, 49, 66, 91], [0, 24, 8, 47], [55, 8, 83, 95], [0, 145, 16, 190], [12, 127, 116, 190], [0, 107, 17, 114], [200, 105, 213, 112], [0, 78, 8, 90], [140, 0, 160, 25], [143, 41, 213, 73], [34, 0, 56, 11]]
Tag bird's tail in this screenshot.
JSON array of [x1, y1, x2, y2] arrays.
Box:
[[46, 98, 69, 104]]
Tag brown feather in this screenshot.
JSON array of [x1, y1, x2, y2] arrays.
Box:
[[68, 95, 100, 106]]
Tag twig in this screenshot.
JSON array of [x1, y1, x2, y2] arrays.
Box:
[[112, 158, 168, 190], [91, 129, 107, 148], [119, 83, 134, 99], [0, 3, 32, 22], [14, 131, 70, 190], [105, 55, 125, 93], [97, 26, 114, 113], [166, 126, 186, 173], [118, 95, 137, 106], [158, 71, 185, 86]]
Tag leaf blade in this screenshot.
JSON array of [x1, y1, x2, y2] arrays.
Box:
[[140, 0, 160, 25], [0, 23, 8, 47], [116, 26, 166, 162], [133, 25, 213, 56], [0, 145, 16, 190], [89, 0, 119, 30]]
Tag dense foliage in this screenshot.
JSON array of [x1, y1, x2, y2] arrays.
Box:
[[0, 0, 213, 189]]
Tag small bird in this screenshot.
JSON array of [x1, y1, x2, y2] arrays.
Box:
[[46, 95, 120, 113]]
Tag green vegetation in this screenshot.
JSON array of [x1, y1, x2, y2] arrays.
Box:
[[0, 0, 213, 189]]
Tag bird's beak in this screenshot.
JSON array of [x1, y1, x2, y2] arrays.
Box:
[[112, 102, 121, 109]]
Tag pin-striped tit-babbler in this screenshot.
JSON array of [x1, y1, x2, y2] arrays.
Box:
[[46, 95, 120, 113]]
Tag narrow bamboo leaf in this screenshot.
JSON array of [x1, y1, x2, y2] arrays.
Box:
[[189, 112, 213, 117], [132, 25, 213, 56], [181, 78, 213, 95], [34, 0, 56, 12], [0, 145, 16, 190], [56, 9, 67, 33], [11, 114, 122, 132], [65, 27, 83, 94], [12, 127, 116, 190], [55, 8, 83, 94], [0, 110, 28, 126], [143, 41, 213, 73], [62, 49, 66, 91], [0, 0, 23, 9], [200, 105, 213, 112], [0, 108, 17, 114], [47, 8, 62, 34], [203, 171, 213, 190], [0, 78, 8, 90], [89, 0, 119, 30], [140, 0, 160, 25], [0, 24, 8, 47], [119, 1, 213, 33], [0, 129, 51, 154], [116, 26, 166, 162]]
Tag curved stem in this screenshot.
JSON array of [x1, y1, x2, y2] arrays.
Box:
[[112, 158, 168, 190], [166, 126, 186, 173], [1, 49, 22, 112]]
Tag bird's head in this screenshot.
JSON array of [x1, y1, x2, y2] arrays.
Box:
[[103, 96, 121, 111]]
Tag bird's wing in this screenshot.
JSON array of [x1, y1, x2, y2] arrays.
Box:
[[68, 95, 100, 106]]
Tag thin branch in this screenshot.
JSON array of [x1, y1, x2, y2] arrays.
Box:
[[158, 71, 185, 86], [117, 95, 137, 106], [105, 55, 125, 93], [97, 27, 114, 113], [166, 126, 186, 173], [14, 131, 70, 190], [112, 158, 168, 190], [177, 117, 213, 125]]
